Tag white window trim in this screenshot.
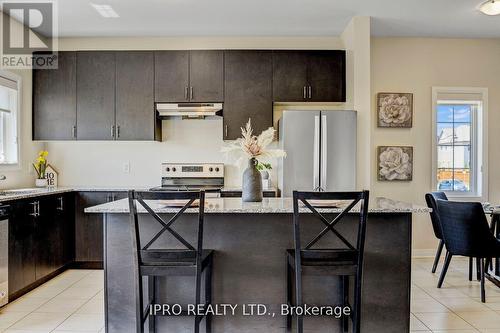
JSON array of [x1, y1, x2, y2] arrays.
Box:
[[431, 87, 488, 201], [0, 70, 22, 171]]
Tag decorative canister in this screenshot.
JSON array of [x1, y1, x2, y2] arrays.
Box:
[[242, 158, 263, 202]]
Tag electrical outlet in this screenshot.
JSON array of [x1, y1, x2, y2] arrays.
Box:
[[123, 162, 130, 174]]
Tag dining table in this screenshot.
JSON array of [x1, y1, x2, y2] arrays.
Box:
[[485, 207, 500, 287]]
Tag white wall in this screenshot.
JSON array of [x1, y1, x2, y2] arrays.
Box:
[[46, 29, 372, 187], [371, 37, 500, 252]]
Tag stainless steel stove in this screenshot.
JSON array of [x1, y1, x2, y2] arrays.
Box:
[[150, 163, 224, 194]]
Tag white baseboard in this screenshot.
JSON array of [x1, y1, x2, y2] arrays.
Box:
[[412, 249, 439, 258]]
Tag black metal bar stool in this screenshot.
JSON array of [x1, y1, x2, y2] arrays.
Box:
[[286, 190, 369, 333], [128, 190, 214, 333]]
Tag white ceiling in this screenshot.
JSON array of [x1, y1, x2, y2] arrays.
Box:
[[50, 0, 500, 38]]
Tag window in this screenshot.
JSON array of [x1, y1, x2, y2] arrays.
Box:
[[432, 87, 487, 199], [0, 71, 20, 166]]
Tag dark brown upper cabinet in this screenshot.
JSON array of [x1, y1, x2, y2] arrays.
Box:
[[115, 51, 157, 141], [273, 50, 346, 102], [224, 51, 273, 140], [76, 52, 116, 140], [189, 50, 224, 102], [155, 50, 223, 102], [307, 50, 345, 102], [154, 51, 190, 102], [272, 51, 309, 102], [33, 51, 77, 140]]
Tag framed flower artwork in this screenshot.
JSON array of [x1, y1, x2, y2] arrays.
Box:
[[377, 93, 413, 128], [377, 146, 413, 181]]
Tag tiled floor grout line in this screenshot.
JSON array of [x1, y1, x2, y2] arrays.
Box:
[[3, 264, 497, 333], [2, 269, 99, 332], [411, 257, 500, 333], [48, 291, 104, 333]]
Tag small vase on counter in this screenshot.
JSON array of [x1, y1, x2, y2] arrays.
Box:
[[35, 178, 47, 188], [242, 158, 263, 202]]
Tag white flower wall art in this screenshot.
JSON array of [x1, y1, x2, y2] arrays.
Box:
[[377, 146, 413, 181], [377, 93, 413, 128]]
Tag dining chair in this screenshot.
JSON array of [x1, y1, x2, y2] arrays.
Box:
[[436, 199, 500, 302], [425, 192, 478, 280]]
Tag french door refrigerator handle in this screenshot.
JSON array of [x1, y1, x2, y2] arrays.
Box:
[[313, 115, 320, 190], [321, 114, 328, 191]]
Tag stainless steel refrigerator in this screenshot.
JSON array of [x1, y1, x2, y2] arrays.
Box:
[[278, 110, 357, 197]]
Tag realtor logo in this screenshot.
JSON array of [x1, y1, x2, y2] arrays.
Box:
[[1, 1, 58, 69]]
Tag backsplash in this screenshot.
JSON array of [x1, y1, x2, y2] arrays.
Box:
[[46, 118, 278, 188]]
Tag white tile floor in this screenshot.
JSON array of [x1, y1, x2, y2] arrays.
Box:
[[0, 270, 104, 333], [1, 258, 499, 332], [411, 257, 500, 333]]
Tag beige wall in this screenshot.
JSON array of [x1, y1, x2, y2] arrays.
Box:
[[371, 37, 500, 252]]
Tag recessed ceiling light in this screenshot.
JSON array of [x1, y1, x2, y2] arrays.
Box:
[[479, 0, 500, 15], [90, 3, 119, 18]]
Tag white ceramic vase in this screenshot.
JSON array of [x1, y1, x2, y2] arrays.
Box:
[[35, 178, 47, 188]]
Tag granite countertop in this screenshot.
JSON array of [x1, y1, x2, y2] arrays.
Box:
[[0, 186, 278, 203], [0, 187, 75, 202], [84, 197, 431, 214]]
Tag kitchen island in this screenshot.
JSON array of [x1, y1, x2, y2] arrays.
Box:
[[86, 197, 430, 333]]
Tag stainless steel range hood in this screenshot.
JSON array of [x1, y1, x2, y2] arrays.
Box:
[[156, 103, 223, 119]]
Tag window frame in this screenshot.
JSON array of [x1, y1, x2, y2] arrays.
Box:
[[0, 70, 21, 171], [431, 87, 488, 201]]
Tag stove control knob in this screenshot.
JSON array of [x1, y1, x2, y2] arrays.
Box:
[[215, 167, 220, 172], [209, 167, 213, 172], [166, 167, 170, 172], [172, 167, 176, 172]]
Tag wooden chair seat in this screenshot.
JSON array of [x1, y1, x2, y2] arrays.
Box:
[[140, 250, 214, 276], [141, 249, 214, 266], [287, 249, 358, 276]]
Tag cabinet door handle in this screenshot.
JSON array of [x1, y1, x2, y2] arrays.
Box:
[[224, 124, 228, 138], [72, 126, 77, 139], [29, 201, 39, 217], [185, 87, 189, 100], [57, 197, 64, 211], [29, 202, 36, 216], [303, 86, 307, 99], [308, 86, 312, 99], [111, 125, 115, 138], [190, 87, 193, 100], [116, 126, 120, 138]]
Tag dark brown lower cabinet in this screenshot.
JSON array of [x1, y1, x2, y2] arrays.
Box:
[[8, 200, 36, 296], [220, 190, 277, 198], [75, 192, 126, 264], [8, 193, 75, 297]]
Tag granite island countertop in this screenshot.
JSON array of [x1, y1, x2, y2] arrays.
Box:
[[85, 196, 431, 214]]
